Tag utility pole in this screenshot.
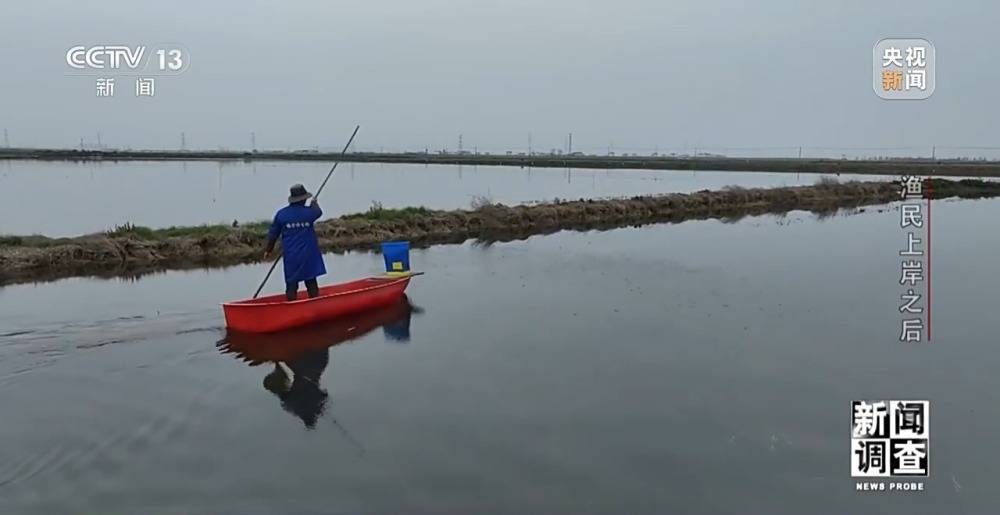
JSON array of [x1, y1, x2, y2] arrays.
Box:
[[180, 132, 186, 150], [568, 132, 573, 154], [458, 134, 463, 153], [528, 132, 532, 156], [932, 146, 936, 159], [3, 128, 8, 148], [798, 146, 802, 159], [251, 131, 256, 151], [97, 132, 102, 149], [79, 138, 84, 151]]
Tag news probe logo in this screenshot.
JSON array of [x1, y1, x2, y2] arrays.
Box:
[[65, 44, 190, 98], [852, 400, 929, 483]]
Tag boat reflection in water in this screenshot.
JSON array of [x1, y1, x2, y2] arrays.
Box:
[[217, 295, 420, 429]]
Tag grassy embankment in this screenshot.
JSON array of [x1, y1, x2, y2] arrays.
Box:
[[1, 178, 999, 285], [0, 204, 434, 247]]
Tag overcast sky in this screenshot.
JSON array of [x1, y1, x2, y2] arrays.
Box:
[[1, 0, 996, 156]]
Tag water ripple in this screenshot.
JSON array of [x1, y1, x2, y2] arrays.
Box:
[[0, 309, 223, 386]]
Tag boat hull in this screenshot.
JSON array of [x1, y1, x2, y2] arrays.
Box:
[[220, 295, 414, 364], [222, 275, 412, 333]]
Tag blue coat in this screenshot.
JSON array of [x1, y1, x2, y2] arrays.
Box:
[[268, 202, 327, 283]]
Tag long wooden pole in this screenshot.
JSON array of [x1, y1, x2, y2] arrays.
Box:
[[252, 125, 360, 299]]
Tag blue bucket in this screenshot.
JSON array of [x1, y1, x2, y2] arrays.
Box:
[[381, 241, 411, 274]]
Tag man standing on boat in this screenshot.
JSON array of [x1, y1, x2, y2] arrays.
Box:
[[264, 184, 327, 301]]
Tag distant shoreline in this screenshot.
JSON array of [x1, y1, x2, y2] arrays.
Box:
[[3, 148, 1000, 176]]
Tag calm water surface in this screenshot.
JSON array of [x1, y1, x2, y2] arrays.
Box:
[[0, 160, 904, 236], [0, 198, 998, 514]]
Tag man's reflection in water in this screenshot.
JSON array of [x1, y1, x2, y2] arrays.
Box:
[[263, 350, 330, 429], [219, 295, 421, 430]]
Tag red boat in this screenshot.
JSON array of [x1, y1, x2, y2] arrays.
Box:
[[219, 295, 416, 364], [222, 274, 416, 333]]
